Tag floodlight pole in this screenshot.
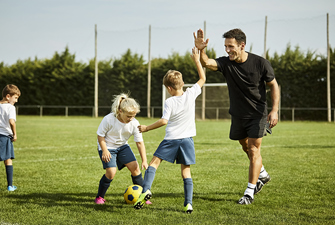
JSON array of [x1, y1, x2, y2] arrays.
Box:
[[147, 25, 152, 118], [326, 13, 331, 122], [202, 21, 206, 120], [94, 24, 98, 118], [263, 16, 268, 59]]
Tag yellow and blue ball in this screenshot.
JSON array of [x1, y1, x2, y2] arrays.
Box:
[[124, 185, 143, 204]]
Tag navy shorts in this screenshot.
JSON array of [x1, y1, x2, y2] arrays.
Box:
[[98, 144, 137, 170], [229, 116, 268, 140], [0, 135, 14, 161], [154, 137, 195, 165]]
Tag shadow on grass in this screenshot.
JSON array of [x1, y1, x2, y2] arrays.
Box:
[[4, 192, 132, 211]]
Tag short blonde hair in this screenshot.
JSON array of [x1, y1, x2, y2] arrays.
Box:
[[2, 84, 21, 98], [111, 93, 140, 117], [163, 70, 184, 90]]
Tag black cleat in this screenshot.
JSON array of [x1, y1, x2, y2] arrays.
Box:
[[237, 195, 254, 205], [254, 174, 271, 195]]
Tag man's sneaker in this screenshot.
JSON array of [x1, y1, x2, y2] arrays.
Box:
[[134, 190, 152, 209], [254, 174, 271, 195], [7, 186, 17, 191], [237, 195, 254, 205], [184, 203, 193, 214], [94, 196, 106, 204]]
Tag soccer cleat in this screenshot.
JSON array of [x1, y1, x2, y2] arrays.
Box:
[[145, 200, 152, 205], [7, 186, 17, 191], [94, 196, 106, 204], [254, 174, 271, 195], [134, 189, 152, 209], [184, 203, 193, 214], [237, 195, 254, 205]]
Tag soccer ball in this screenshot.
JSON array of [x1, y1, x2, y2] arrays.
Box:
[[124, 185, 143, 204]]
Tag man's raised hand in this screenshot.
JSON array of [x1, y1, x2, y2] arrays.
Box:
[[193, 29, 209, 50]]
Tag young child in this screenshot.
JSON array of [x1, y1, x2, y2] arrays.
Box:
[[95, 93, 149, 204], [134, 47, 206, 213], [0, 84, 21, 191]]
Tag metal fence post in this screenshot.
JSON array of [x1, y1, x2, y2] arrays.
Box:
[[292, 107, 295, 122]]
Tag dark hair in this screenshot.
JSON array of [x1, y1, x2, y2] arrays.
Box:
[[223, 28, 246, 45]]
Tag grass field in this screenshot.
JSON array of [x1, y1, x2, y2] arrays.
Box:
[[0, 116, 334, 225]]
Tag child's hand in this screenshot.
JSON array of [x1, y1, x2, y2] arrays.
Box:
[[102, 150, 112, 163], [138, 125, 148, 133], [190, 47, 200, 63]]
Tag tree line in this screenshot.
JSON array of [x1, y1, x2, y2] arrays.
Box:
[[0, 46, 334, 120]]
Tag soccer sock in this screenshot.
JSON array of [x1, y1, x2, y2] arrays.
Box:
[[6, 165, 13, 187], [96, 174, 113, 198], [142, 166, 156, 193], [244, 183, 256, 199], [259, 165, 268, 179], [183, 178, 193, 207], [131, 173, 144, 187]]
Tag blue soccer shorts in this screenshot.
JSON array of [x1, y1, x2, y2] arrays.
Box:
[[98, 144, 136, 170], [153, 137, 195, 165]]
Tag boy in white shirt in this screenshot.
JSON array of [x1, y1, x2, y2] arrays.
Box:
[[0, 84, 21, 191], [134, 47, 206, 213]]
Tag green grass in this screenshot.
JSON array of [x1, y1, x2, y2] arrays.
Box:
[[0, 116, 334, 224]]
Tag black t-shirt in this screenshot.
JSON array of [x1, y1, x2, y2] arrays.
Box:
[[215, 52, 275, 119]]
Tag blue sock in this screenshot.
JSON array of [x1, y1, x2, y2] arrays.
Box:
[[6, 165, 13, 187], [142, 166, 156, 192], [183, 178, 193, 207], [96, 174, 113, 198], [131, 173, 144, 187]]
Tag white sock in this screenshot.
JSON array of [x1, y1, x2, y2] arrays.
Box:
[[259, 165, 268, 179], [244, 183, 255, 199]]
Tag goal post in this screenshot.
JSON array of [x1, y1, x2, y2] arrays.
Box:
[[162, 83, 230, 120]]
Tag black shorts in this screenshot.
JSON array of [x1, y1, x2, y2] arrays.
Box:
[[229, 116, 268, 140]]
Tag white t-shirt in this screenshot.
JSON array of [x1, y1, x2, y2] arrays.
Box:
[[0, 103, 16, 136], [96, 112, 143, 150], [162, 83, 201, 140]]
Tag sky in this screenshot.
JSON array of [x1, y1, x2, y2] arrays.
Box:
[[1, 0, 335, 65]]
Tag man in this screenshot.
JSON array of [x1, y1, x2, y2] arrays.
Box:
[[194, 28, 279, 204]]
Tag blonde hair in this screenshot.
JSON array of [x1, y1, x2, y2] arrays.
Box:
[[163, 70, 184, 90], [111, 93, 140, 117], [2, 84, 21, 98]]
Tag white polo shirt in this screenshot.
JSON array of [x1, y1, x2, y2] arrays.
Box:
[[96, 112, 143, 150], [162, 83, 201, 140], [0, 103, 16, 136]]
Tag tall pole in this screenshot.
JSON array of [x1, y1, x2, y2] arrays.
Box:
[[326, 13, 331, 122], [147, 25, 152, 118], [94, 24, 98, 118], [264, 16, 268, 59], [202, 21, 206, 120]]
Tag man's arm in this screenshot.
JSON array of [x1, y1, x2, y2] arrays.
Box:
[[193, 29, 218, 71], [138, 118, 168, 133], [266, 78, 280, 128]]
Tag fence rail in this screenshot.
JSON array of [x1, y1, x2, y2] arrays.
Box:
[[15, 105, 335, 122]]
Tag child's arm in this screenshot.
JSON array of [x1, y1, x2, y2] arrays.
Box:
[[97, 135, 112, 163], [9, 119, 17, 142], [135, 141, 148, 170], [190, 47, 206, 88], [138, 118, 168, 133]]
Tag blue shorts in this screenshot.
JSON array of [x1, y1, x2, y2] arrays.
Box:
[[229, 116, 268, 140], [98, 144, 137, 170], [0, 134, 14, 161], [154, 137, 195, 165]]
